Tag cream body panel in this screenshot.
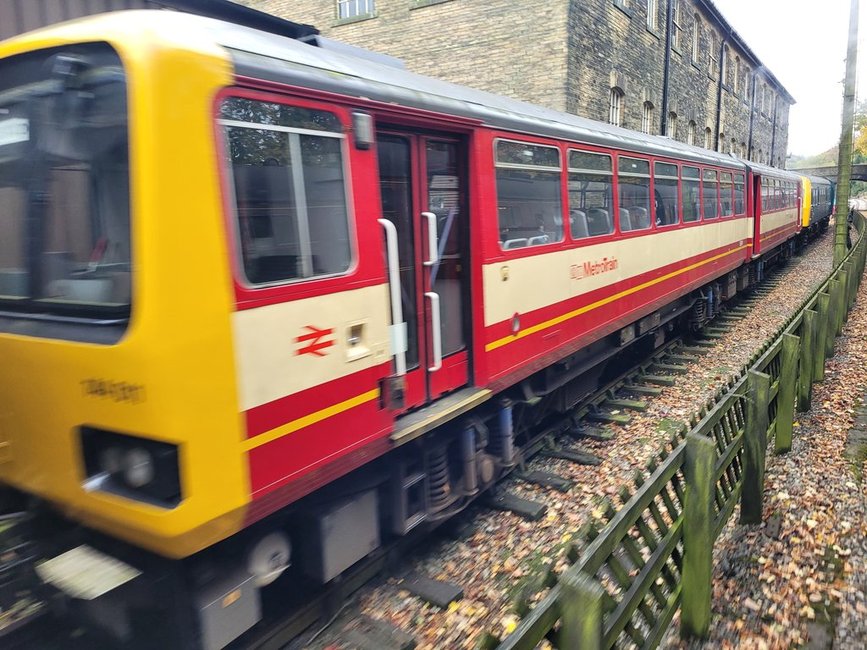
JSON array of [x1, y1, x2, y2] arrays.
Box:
[[232, 284, 391, 410], [760, 208, 798, 236], [483, 219, 751, 326]]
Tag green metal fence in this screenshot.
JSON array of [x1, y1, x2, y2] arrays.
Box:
[[495, 215, 867, 649]]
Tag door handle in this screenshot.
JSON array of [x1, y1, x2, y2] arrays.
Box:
[[422, 211, 439, 267], [425, 291, 442, 372], [378, 219, 407, 376]]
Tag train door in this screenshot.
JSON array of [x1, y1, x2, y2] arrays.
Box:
[[376, 131, 470, 412]]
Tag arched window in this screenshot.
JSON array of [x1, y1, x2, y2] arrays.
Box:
[[704, 126, 712, 149], [718, 132, 725, 152], [692, 15, 701, 63], [709, 31, 719, 76], [647, 0, 658, 30], [672, 0, 681, 49], [734, 57, 741, 95], [642, 101, 654, 134], [687, 120, 696, 145], [667, 112, 678, 139], [609, 88, 624, 127], [730, 138, 736, 155], [721, 44, 729, 85], [741, 142, 747, 157]]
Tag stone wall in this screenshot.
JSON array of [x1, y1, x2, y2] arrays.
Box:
[[245, 0, 570, 112], [241, 0, 791, 165]]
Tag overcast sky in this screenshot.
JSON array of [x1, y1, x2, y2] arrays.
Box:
[[712, 0, 862, 157]]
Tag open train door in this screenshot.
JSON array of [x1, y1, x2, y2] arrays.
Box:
[[376, 130, 470, 413]]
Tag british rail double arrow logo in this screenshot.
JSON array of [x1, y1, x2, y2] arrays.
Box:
[[295, 325, 335, 357]]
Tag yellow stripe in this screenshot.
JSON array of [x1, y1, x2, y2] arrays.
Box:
[[485, 244, 751, 352], [242, 388, 380, 452]]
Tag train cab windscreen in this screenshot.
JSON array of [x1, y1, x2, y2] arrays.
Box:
[[0, 43, 130, 319]]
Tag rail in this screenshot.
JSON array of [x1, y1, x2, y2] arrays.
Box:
[[495, 215, 867, 649]]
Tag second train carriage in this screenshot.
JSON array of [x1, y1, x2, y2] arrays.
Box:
[[0, 9, 812, 648]]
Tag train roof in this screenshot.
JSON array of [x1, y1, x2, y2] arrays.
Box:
[[742, 159, 802, 181], [805, 174, 834, 187], [3, 10, 770, 173]]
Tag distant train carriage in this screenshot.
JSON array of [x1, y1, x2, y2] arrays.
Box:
[[0, 10, 813, 649], [801, 174, 834, 237]]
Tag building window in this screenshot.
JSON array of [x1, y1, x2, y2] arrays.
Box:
[[730, 138, 736, 155], [609, 88, 624, 127], [495, 140, 563, 249], [337, 0, 375, 20], [692, 15, 701, 63], [614, 0, 631, 13], [734, 57, 741, 95], [647, 0, 657, 30], [642, 101, 654, 134], [667, 112, 678, 139], [721, 44, 729, 85], [709, 32, 719, 77], [743, 67, 750, 100], [718, 132, 725, 153], [704, 126, 712, 149], [687, 120, 696, 145], [741, 142, 747, 158], [672, 0, 681, 49]]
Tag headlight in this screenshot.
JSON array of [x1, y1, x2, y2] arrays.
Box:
[[81, 427, 181, 508], [123, 448, 154, 488]]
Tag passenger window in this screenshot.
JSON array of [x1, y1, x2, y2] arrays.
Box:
[[682, 166, 701, 223], [495, 140, 563, 249], [220, 98, 352, 284], [654, 162, 679, 227], [703, 169, 719, 219], [567, 151, 614, 239], [761, 178, 770, 212], [734, 173, 745, 214], [618, 157, 652, 232], [720, 172, 733, 217]]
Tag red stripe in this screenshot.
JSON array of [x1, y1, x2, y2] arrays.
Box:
[[244, 363, 389, 439], [247, 397, 390, 498]]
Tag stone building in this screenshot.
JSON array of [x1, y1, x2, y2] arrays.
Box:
[[239, 0, 793, 167]]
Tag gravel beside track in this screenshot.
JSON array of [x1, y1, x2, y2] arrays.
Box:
[[668, 235, 867, 650], [332, 232, 835, 650]]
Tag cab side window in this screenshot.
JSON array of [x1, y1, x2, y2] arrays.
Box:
[[220, 97, 352, 285]]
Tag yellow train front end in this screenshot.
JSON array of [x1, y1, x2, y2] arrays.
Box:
[[801, 175, 812, 229], [0, 13, 257, 648]]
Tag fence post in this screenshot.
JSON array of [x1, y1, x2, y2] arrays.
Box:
[[814, 293, 829, 381], [847, 260, 857, 310], [741, 370, 770, 524], [559, 568, 603, 650], [798, 310, 816, 412], [825, 279, 840, 359], [837, 268, 849, 335], [775, 333, 799, 454], [681, 432, 716, 639], [810, 302, 825, 382]]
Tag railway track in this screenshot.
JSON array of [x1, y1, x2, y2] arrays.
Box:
[[6, 234, 827, 650], [237, 271, 798, 650]]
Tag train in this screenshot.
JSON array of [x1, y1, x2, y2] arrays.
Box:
[[0, 9, 834, 649]]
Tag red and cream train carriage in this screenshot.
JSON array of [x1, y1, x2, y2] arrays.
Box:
[[0, 10, 806, 648]]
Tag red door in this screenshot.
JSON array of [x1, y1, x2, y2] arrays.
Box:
[[377, 131, 470, 412]]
